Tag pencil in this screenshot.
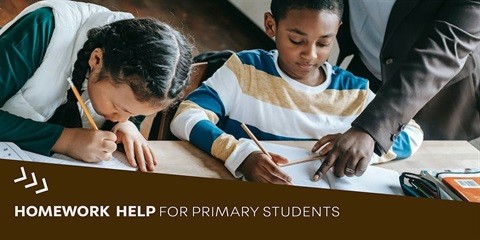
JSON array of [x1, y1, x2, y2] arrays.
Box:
[[67, 78, 99, 130], [240, 123, 272, 159], [279, 155, 323, 167]]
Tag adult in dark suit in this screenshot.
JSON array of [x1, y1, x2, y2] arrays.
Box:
[[314, 0, 480, 180]]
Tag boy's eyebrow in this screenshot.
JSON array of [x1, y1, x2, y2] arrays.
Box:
[[287, 28, 335, 38]]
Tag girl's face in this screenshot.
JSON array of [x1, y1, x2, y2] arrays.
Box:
[[265, 9, 341, 85], [86, 48, 165, 123], [87, 77, 162, 123]]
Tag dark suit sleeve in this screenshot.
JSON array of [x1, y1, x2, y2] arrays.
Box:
[[352, 0, 480, 152]]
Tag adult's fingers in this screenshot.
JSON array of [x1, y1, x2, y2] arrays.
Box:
[[333, 151, 350, 178], [312, 134, 337, 152], [313, 150, 339, 181], [355, 158, 369, 177], [319, 143, 334, 156], [342, 155, 359, 178]]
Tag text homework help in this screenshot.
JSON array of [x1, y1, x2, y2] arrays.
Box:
[[15, 205, 341, 218]]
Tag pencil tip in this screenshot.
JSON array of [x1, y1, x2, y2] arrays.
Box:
[[66, 77, 74, 87]]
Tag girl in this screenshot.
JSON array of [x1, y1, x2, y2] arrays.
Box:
[[0, 1, 193, 171]]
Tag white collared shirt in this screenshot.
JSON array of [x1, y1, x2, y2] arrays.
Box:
[[349, 0, 396, 80]]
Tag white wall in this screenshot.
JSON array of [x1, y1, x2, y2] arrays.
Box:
[[228, 0, 349, 67], [229, 0, 270, 28]]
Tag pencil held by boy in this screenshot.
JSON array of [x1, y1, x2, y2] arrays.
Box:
[[170, 0, 423, 183], [0, 1, 192, 171]]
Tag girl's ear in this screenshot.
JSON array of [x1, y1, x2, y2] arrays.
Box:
[[264, 12, 277, 38], [88, 48, 104, 73]]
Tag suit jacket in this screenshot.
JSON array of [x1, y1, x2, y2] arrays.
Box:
[[337, 0, 480, 152]]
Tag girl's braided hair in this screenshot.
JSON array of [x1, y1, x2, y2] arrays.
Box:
[[71, 18, 193, 107]]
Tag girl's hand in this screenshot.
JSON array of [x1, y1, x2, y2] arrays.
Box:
[[53, 128, 117, 163], [238, 151, 292, 185], [112, 121, 157, 172]]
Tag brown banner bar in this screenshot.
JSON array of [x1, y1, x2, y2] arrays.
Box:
[[1, 159, 478, 238]]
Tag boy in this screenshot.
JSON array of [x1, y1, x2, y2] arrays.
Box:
[[170, 0, 423, 184]]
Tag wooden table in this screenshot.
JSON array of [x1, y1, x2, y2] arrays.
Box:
[[150, 141, 235, 179], [150, 140, 480, 179]]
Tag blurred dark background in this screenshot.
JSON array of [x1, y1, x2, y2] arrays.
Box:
[[0, 0, 275, 55]]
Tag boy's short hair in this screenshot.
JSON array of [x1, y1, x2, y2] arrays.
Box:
[[270, 0, 343, 23]]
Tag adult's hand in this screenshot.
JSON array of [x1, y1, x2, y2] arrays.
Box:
[[313, 127, 375, 181]]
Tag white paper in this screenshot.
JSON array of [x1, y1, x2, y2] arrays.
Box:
[[0, 142, 32, 161], [25, 151, 137, 171], [256, 141, 403, 195], [1, 141, 136, 171]]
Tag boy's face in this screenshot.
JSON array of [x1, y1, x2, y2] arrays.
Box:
[[265, 9, 341, 83]]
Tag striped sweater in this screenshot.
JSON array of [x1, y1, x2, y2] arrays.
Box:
[[171, 49, 423, 178]]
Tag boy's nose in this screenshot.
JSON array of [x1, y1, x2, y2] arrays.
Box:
[[302, 44, 317, 60]]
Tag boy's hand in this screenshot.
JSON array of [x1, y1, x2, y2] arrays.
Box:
[[239, 151, 292, 185], [113, 121, 157, 172], [53, 128, 117, 163], [313, 127, 375, 181]]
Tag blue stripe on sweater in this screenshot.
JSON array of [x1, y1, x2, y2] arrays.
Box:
[[392, 131, 412, 159], [189, 120, 225, 153], [236, 49, 280, 78], [328, 66, 369, 90], [236, 51, 368, 91], [185, 83, 225, 116], [220, 118, 315, 141]]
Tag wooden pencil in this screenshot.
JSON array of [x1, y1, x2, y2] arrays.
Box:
[[67, 78, 99, 130], [240, 123, 272, 159], [279, 155, 323, 167]]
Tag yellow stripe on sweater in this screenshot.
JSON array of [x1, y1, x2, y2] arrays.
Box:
[[175, 100, 219, 124], [225, 56, 369, 116], [211, 133, 241, 161]]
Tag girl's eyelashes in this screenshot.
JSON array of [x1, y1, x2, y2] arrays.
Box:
[[114, 103, 134, 115]]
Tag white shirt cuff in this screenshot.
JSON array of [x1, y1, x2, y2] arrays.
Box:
[[224, 139, 259, 178]]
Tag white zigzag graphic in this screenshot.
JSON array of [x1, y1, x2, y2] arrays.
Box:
[[35, 178, 49, 194], [13, 166, 26, 183], [14, 166, 49, 194], [24, 172, 37, 188]]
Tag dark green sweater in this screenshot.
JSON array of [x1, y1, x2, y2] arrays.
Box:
[[0, 8, 64, 155], [1, 8, 145, 156]]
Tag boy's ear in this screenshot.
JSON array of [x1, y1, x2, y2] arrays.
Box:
[[264, 12, 276, 38], [88, 48, 104, 73]]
